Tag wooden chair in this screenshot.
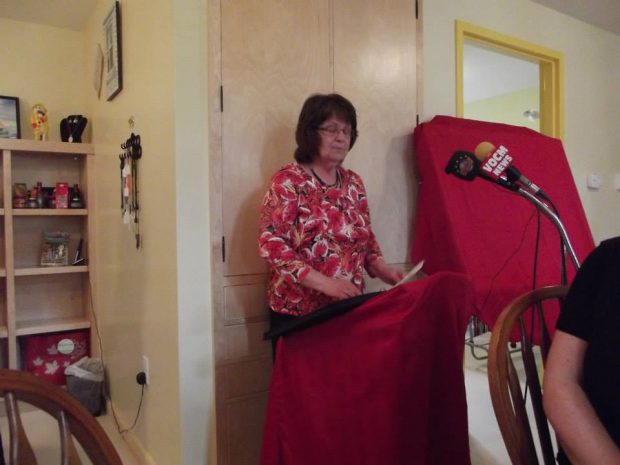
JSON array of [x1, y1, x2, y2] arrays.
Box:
[[0, 368, 123, 465], [487, 285, 568, 465]]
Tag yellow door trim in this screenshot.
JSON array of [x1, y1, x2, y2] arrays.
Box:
[[455, 20, 564, 139]]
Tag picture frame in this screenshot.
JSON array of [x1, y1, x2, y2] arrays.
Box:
[[93, 43, 104, 98], [40, 231, 70, 267], [103, 1, 123, 101], [0, 95, 21, 139]]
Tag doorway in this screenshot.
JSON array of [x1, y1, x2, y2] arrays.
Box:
[[455, 20, 564, 139]]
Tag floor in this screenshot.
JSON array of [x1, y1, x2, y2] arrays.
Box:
[[0, 406, 140, 465], [464, 333, 512, 465], [0, 340, 528, 465]]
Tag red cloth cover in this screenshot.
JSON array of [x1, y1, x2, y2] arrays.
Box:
[[22, 330, 89, 385], [411, 116, 595, 328], [261, 272, 474, 465]]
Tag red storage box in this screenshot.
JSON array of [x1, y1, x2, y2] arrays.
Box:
[[55, 182, 69, 208], [22, 330, 89, 385]]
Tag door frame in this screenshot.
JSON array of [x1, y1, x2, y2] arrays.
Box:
[[455, 20, 564, 139]]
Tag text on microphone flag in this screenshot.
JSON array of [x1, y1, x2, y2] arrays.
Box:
[[475, 142, 513, 179]]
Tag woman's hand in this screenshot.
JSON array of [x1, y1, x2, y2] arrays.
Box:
[[301, 269, 361, 300], [368, 259, 404, 285], [320, 276, 362, 300]]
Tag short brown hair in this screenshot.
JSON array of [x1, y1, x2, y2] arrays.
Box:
[[294, 93, 358, 164]]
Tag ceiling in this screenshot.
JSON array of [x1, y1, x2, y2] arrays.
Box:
[[0, 0, 616, 104], [532, 0, 620, 36], [462, 0, 620, 102], [0, 0, 618, 34]]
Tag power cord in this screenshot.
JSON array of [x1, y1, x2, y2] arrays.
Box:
[[477, 210, 538, 314], [87, 277, 145, 435]]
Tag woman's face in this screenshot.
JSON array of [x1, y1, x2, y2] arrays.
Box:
[[316, 115, 352, 165]]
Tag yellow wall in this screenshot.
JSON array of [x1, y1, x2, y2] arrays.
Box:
[[1, 1, 212, 463], [82, 0, 181, 464], [0, 18, 88, 142], [421, 0, 620, 243]]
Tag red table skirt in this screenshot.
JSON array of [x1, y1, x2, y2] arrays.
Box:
[[261, 271, 474, 465]]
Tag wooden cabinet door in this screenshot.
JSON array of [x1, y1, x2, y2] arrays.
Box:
[[333, 0, 417, 265], [216, 2, 417, 464], [221, 0, 332, 277]]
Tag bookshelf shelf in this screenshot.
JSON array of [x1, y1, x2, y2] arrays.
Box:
[[0, 140, 95, 369]]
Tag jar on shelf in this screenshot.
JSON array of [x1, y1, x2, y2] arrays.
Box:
[[70, 183, 84, 208]]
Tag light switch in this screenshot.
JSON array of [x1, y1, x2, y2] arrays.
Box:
[[587, 172, 603, 190]]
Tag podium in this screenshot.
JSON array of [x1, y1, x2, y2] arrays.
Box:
[[410, 116, 594, 330], [260, 272, 474, 465]]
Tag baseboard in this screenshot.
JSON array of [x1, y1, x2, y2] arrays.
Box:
[[102, 398, 159, 465]]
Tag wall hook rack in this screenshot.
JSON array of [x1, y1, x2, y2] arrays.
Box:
[[120, 132, 143, 249]]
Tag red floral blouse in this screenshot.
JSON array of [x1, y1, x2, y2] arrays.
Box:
[[258, 162, 383, 315]]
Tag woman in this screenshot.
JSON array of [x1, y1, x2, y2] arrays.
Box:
[[258, 93, 403, 331], [543, 237, 620, 465]]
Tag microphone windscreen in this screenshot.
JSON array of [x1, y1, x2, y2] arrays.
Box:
[[445, 151, 480, 181], [474, 141, 495, 161]]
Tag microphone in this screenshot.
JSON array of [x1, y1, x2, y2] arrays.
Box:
[[474, 142, 550, 201], [444, 150, 480, 181], [445, 150, 519, 192]]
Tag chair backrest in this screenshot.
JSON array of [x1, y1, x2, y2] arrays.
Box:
[[487, 285, 568, 465], [0, 368, 123, 465]]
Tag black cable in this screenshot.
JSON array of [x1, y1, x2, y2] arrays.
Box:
[[521, 209, 542, 404], [477, 210, 538, 314], [544, 197, 568, 285], [119, 384, 145, 434], [532, 209, 541, 291], [87, 277, 145, 435]]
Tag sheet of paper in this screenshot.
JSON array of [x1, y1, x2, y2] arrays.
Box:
[[391, 259, 425, 289]]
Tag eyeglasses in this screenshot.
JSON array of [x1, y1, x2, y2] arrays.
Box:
[[318, 125, 353, 137]]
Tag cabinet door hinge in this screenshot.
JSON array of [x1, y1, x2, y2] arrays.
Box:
[[220, 85, 224, 112], [415, 0, 419, 19], [221, 236, 226, 262]]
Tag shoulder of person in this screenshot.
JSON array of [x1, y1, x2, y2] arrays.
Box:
[[598, 236, 620, 251], [340, 166, 365, 184], [588, 236, 620, 263], [573, 236, 620, 280], [271, 162, 308, 185]]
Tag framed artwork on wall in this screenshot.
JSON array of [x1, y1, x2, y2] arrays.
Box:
[[93, 43, 104, 98], [0, 95, 21, 139], [103, 1, 123, 101]]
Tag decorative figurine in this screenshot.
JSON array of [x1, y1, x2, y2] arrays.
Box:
[[31, 103, 49, 141], [60, 115, 88, 143]]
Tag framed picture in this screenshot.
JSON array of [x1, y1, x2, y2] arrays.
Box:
[[0, 95, 20, 139], [103, 1, 122, 101], [93, 43, 104, 98], [40, 231, 70, 267]]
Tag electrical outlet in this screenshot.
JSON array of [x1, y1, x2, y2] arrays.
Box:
[[587, 172, 603, 190], [142, 355, 150, 385]]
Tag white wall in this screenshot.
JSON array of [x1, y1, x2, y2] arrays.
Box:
[[421, 0, 620, 243], [173, 0, 215, 463]]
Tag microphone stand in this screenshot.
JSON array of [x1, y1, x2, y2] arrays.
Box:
[[516, 187, 580, 270], [446, 157, 581, 270]]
